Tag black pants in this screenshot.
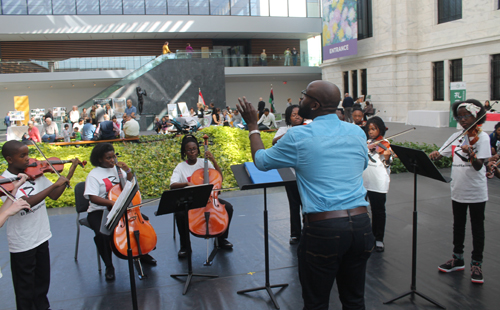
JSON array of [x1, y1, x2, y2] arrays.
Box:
[[10, 240, 51, 310], [298, 213, 374, 310], [367, 191, 387, 242], [258, 123, 269, 130], [285, 182, 302, 238], [175, 198, 233, 249], [87, 210, 114, 268], [452, 200, 486, 262]]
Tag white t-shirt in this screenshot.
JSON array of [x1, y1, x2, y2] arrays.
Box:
[[274, 126, 290, 139], [123, 119, 140, 136], [73, 122, 84, 133], [362, 139, 391, 193], [170, 158, 214, 185], [69, 110, 80, 123], [84, 166, 127, 213], [1, 170, 52, 253], [439, 131, 491, 203]]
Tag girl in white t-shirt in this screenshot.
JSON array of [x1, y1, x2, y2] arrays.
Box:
[[430, 99, 490, 284], [170, 135, 234, 258], [362, 116, 392, 253], [84, 143, 156, 281], [273, 105, 304, 244]]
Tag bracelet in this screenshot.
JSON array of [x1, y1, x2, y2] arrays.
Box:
[[125, 168, 132, 174], [249, 130, 261, 137]]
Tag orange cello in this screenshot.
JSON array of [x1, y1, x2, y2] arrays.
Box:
[[188, 135, 229, 238], [108, 154, 157, 278]]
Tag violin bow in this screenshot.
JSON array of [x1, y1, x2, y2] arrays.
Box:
[[0, 184, 33, 213], [369, 127, 416, 146], [440, 101, 499, 152], [31, 141, 72, 189]]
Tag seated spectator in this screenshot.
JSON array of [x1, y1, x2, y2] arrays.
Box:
[[161, 116, 172, 134], [489, 122, 500, 155], [223, 110, 230, 126], [62, 124, 72, 142], [197, 103, 205, 118], [212, 108, 223, 126], [190, 107, 196, 117], [111, 116, 121, 137], [257, 108, 277, 130], [363, 101, 374, 120], [154, 117, 161, 134], [95, 114, 116, 140], [73, 118, 84, 133], [232, 109, 242, 127], [41, 118, 59, 142], [123, 115, 140, 138], [27, 121, 41, 143], [72, 127, 82, 141], [81, 119, 96, 141]]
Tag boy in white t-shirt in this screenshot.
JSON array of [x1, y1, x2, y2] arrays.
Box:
[[430, 100, 490, 284], [1, 140, 80, 309]]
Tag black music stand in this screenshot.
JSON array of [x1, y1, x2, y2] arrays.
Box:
[[231, 164, 296, 309], [383, 145, 450, 309], [100, 180, 140, 310], [155, 184, 217, 295]]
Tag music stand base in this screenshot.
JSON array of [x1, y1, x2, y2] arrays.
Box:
[[171, 272, 218, 295], [384, 289, 445, 309], [237, 283, 289, 309]]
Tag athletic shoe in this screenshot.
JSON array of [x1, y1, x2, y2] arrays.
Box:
[[471, 262, 484, 284], [438, 255, 465, 273]]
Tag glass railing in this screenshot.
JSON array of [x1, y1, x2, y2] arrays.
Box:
[[0, 51, 319, 74]]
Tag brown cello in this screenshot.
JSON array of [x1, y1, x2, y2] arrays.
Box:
[[108, 154, 157, 278], [188, 135, 229, 238]]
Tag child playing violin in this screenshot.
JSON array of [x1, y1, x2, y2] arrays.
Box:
[[429, 99, 489, 284], [84, 143, 157, 281], [363, 116, 392, 252], [1, 140, 78, 310], [170, 135, 234, 258]]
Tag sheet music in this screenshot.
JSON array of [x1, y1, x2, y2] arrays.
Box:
[[106, 178, 136, 228]]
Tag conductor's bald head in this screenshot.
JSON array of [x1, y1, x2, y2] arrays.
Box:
[[306, 80, 341, 109]]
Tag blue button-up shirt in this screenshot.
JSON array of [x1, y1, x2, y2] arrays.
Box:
[[254, 113, 368, 214], [125, 106, 137, 116]]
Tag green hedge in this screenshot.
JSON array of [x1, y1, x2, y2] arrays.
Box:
[[390, 141, 452, 173], [0, 129, 451, 208]]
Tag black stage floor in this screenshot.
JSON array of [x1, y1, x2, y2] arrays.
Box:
[[1, 168, 500, 310]]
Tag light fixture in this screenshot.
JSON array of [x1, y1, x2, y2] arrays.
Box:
[[72, 84, 75, 87], [50, 85, 53, 88], [93, 83, 96, 86], [4, 87, 7, 90], [27, 86, 30, 88]]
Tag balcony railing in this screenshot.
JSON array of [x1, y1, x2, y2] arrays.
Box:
[[0, 51, 319, 74]]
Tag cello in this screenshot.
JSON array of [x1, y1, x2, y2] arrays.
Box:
[[108, 154, 157, 279], [188, 135, 229, 240]]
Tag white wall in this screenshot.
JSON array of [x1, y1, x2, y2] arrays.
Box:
[[225, 80, 312, 113]]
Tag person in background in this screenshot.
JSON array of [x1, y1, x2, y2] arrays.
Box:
[[41, 118, 58, 142], [363, 101, 374, 121], [186, 43, 193, 58], [95, 114, 116, 140], [212, 108, 223, 126], [291, 47, 299, 66], [352, 106, 366, 130], [232, 109, 242, 127], [484, 100, 491, 111], [189, 107, 196, 117], [4, 112, 11, 128], [69, 106, 80, 125], [111, 116, 120, 138], [122, 114, 140, 138], [73, 118, 84, 133], [44, 110, 53, 122], [95, 104, 106, 124], [260, 49, 267, 66], [257, 97, 266, 119], [162, 41, 171, 54], [342, 93, 354, 123], [125, 99, 137, 119], [161, 116, 172, 134], [104, 103, 114, 118], [257, 108, 277, 130], [223, 110, 230, 126], [287, 98, 292, 107], [489, 122, 500, 155], [81, 118, 96, 141], [27, 121, 41, 143], [209, 102, 215, 114], [284, 47, 291, 66], [62, 124, 71, 142], [272, 104, 304, 244], [81, 108, 88, 121], [72, 127, 82, 141], [90, 106, 97, 125]]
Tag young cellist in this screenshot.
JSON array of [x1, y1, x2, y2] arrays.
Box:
[[1, 140, 78, 309], [429, 99, 489, 284], [170, 135, 234, 258]]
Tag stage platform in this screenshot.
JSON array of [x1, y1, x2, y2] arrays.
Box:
[[1, 169, 500, 310]]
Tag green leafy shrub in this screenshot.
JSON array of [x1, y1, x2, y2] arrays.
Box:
[[390, 141, 452, 173]]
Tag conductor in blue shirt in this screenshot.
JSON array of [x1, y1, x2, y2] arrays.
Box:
[[237, 80, 373, 310]]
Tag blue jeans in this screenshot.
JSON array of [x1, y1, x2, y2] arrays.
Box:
[[41, 134, 56, 142], [298, 212, 374, 310], [293, 55, 298, 66]]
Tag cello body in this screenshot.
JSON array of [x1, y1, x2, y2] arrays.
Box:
[[108, 162, 157, 260], [188, 135, 229, 238]]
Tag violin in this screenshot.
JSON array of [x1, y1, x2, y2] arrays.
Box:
[[188, 135, 229, 238], [0, 176, 34, 197], [108, 154, 157, 260], [368, 136, 391, 155], [24, 158, 86, 180]]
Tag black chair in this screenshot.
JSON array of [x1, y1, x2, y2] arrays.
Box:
[[74, 181, 102, 273]]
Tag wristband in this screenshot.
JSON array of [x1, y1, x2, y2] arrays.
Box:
[[125, 168, 132, 174], [249, 130, 260, 137]]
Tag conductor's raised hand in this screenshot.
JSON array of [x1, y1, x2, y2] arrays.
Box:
[[237, 97, 259, 131]]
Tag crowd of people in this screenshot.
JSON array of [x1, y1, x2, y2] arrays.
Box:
[[20, 99, 141, 143]]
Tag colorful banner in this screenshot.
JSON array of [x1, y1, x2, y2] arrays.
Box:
[[449, 82, 466, 127], [322, 0, 358, 61], [14, 96, 29, 125]]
